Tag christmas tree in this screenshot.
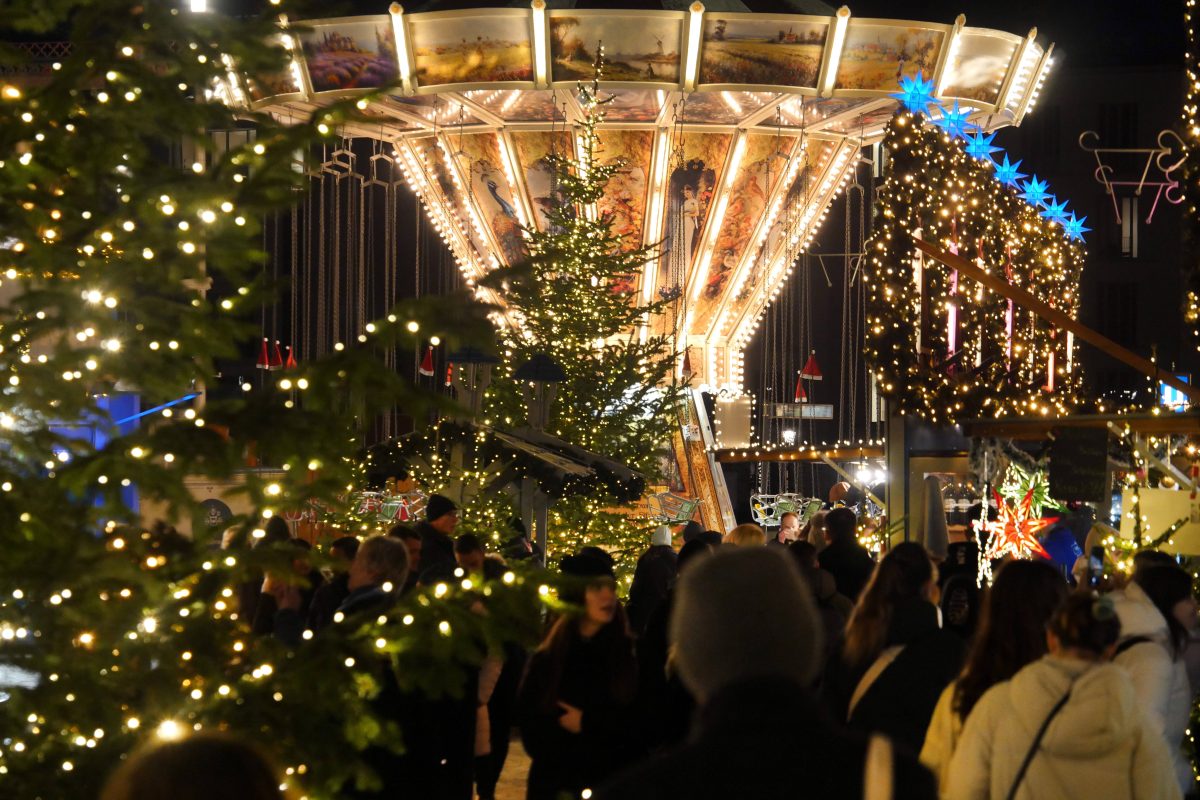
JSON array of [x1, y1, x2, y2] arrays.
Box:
[[477, 63, 682, 574], [0, 2, 542, 797]]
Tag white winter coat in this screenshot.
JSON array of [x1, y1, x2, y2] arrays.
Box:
[[944, 655, 1180, 800], [1111, 581, 1194, 795]]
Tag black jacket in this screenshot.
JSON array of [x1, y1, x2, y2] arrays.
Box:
[[625, 545, 677, 637], [416, 520, 457, 584], [517, 622, 638, 800], [822, 599, 966, 756], [306, 572, 350, 631], [818, 537, 876, 600], [598, 677, 938, 800]]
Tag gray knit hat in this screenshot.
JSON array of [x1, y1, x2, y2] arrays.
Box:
[[670, 547, 823, 700]]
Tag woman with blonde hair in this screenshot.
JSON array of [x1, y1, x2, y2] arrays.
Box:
[[101, 733, 286, 800], [725, 523, 766, 547], [822, 542, 965, 754]]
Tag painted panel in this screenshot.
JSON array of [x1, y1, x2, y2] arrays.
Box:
[[835, 23, 944, 91], [656, 133, 732, 299], [683, 91, 776, 125], [699, 16, 827, 88], [456, 134, 527, 265], [595, 129, 654, 249], [692, 134, 796, 332], [942, 32, 1019, 105], [408, 137, 490, 265], [599, 89, 665, 122], [463, 89, 564, 121], [549, 14, 683, 83], [409, 13, 534, 86], [776, 95, 861, 127], [300, 18, 398, 92], [388, 94, 482, 125], [511, 131, 572, 231], [246, 36, 301, 101]]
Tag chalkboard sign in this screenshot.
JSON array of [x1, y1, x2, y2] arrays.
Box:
[[1049, 427, 1109, 505]]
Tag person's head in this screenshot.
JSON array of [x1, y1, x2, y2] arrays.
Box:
[[778, 512, 800, 543], [387, 524, 422, 571], [698, 530, 724, 547], [1134, 564, 1195, 659], [559, 548, 618, 631], [676, 538, 714, 575], [824, 507, 857, 546], [787, 540, 818, 572], [726, 523, 766, 547], [681, 520, 705, 544], [348, 535, 410, 592], [1132, 549, 1177, 580], [651, 525, 673, 547], [1047, 592, 1121, 660], [671, 547, 822, 702], [100, 734, 283, 800], [328, 535, 360, 563], [260, 516, 292, 545], [454, 533, 486, 574], [424, 494, 459, 535], [802, 510, 829, 551], [842, 542, 932, 667], [954, 559, 1069, 718], [683, 184, 695, 199]]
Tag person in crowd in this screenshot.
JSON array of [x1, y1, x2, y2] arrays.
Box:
[[518, 548, 638, 800], [818, 507, 876, 600], [501, 516, 543, 563], [937, 541, 983, 640], [254, 537, 325, 637], [697, 530, 724, 546], [945, 592, 1180, 800], [802, 509, 830, 552], [306, 534, 360, 631], [454, 533, 505, 581], [725, 522, 766, 547], [681, 519, 705, 544], [920, 559, 1068, 791], [416, 494, 459, 583], [1111, 562, 1196, 796], [770, 511, 801, 547], [787, 540, 853, 681], [598, 547, 937, 799], [387, 524, 423, 594], [100, 733, 285, 800], [626, 525, 678, 637], [823, 542, 965, 755], [636, 537, 716, 753]]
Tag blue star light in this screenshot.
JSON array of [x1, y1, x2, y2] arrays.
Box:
[[1064, 213, 1091, 241], [891, 72, 937, 116], [935, 100, 976, 140], [994, 154, 1027, 188], [1019, 176, 1051, 207], [1040, 197, 1070, 226], [964, 130, 1003, 165]]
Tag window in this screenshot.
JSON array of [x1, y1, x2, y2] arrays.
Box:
[[1120, 196, 1139, 258]]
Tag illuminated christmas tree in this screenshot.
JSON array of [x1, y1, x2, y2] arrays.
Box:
[[0, 2, 541, 797]]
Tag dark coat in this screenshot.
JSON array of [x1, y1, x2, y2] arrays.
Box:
[[416, 520, 457, 584], [634, 586, 695, 754], [818, 537, 876, 600], [306, 572, 350, 631], [822, 599, 966, 756], [517, 621, 638, 800], [626, 545, 677, 637], [597, 677, 938, 800]]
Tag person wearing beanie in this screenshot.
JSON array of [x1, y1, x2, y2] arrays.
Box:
[[819, 506, 876, 600], [626, 526, 678, 638], [598, 547, 937, 800], [415, 493, 459, 584], [517, 548, 638, 800], [680, 519, 705, 544]]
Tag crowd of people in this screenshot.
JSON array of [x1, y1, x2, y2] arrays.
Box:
[[100, 494, 1198, 800]]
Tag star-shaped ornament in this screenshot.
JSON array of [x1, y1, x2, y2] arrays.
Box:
[[1064, 213, 1091, 242], [964, 129, 1003, 164], [1040, 197, 1070, 226], [935, 100, 976, 140], [1020, 176, 1051, 207], [994, 154, 1027, 188], [891, 72, 938, 116], [984, 488, 1057, 561]]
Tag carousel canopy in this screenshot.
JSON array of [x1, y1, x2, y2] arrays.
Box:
[[221, 3, 1053, 390]]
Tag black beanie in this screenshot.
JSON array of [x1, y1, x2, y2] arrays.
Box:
[[425, 494, 457, 522], [559, 547, 615, 605]]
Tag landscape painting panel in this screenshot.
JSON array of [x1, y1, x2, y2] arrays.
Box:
[[942, 33, 1018, 104], [693, 134, 796, 331], [301, 20, 398, 92], [835, 24, 944, 91], [598, 89, 664, 122], [656, 133, 731, 299], [511, 131, 572, 232], [456, 134, 527, 265], [596, 130, 654, 249], [410, 14, 533, 86], [700, 17, 826, 88], [550, 15, 682, 83]]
